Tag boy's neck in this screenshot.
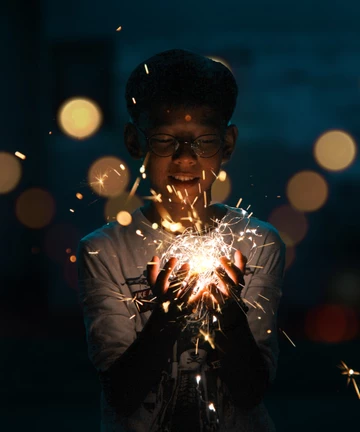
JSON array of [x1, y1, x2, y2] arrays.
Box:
[[141, 199, 227, 233]]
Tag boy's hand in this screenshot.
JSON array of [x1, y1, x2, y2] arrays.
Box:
[[216, 250, 247, 297], [147, 256, 193, 320]]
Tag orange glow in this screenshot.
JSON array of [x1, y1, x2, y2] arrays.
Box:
[[116, 211, 132, 226], [314, 130, 357, 171], [69, 255, 77, 263], [185, 114, 192, 122], [76, 193, 83, 200], [0, 152, 22, 194], [88, 156, 129, 198], [57, 97, 102, 139], [211, 175, 231, 203], [104, 192, 143, 222], [268, 205, 308, 247], [285, 246, 296, 270], [15, 188, 55, 229], [305, 304, 358, 343], [286, 170, 328, 212]]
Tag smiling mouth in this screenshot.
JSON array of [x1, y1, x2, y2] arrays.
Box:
[[168, 175, 200, 187]]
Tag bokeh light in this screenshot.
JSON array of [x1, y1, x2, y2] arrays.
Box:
[[0, 152, 22, 194], [88, 157, 130, 198], [116, 211, 132, 226], [285, 246, 296, 270], [286, 170, 328, 212], [268, 205, 308, 247], [104, 192, 143, 222], [305, 304, 358, 343], [211, 174, 231, 203], [15, 188, 55, 229], [206, 56, 233, 72], [57, 97, 102, 139], [314, 130, 357, 171]]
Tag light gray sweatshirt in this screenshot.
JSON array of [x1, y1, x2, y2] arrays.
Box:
[[77, 205, 285, 431]]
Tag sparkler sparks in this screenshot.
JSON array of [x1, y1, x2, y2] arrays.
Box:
[[159, 214, 260, 326], [338, 360, 360, 399]]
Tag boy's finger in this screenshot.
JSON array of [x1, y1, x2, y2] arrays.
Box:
[[157, 257, 177, 294], [219, 256, 243, 285], [234, 250, 247, 273], [147, 256, 160, 287]]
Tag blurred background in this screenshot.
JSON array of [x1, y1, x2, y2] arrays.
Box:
[[1, 0, 360, 430]]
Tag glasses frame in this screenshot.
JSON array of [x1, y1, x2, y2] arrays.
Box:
[[136, 127, 224, 158]]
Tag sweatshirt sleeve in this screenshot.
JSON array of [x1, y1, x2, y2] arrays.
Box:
[[77, 237, 137, 373], [243, 223, 286, 383]]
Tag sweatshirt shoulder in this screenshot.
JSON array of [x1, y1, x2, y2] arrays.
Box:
[[225, 206, 285, 249], [79, 222, 121, 248]]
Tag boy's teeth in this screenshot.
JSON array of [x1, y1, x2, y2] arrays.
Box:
[[173, 176, 195, 181]]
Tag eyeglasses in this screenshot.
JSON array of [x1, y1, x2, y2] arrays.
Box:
[[137, 128, 223, 158]]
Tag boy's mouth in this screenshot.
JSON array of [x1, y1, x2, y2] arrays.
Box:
[[168, 175, 200, 188]]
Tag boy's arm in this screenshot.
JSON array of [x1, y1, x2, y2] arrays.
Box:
[[77, 239, 183, 417], [215, 231, 285, 409]]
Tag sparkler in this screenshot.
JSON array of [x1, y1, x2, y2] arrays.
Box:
[[160, 214, 262, 327], [338, 360, 360, 399]]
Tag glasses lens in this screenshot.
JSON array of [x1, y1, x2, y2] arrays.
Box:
[[194, 135, 222, 157], [149, 135, 177, 156]]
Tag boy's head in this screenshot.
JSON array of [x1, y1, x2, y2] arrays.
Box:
[[125, 48, 238, 129], [123, 49, 239, 207]]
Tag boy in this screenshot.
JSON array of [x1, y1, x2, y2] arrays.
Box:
[[77, 49, 285, 431]]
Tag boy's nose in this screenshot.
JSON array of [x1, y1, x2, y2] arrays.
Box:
[[172, 142, 197, 163]]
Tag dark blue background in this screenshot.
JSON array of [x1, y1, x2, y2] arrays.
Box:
[[1, 1, 360, 430]]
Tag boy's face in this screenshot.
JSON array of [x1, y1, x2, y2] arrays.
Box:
[[125, 105, 238, 204]]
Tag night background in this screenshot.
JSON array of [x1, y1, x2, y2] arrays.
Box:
[[2, 0, 360, 430]]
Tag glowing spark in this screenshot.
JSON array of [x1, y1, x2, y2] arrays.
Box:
[[76, 193, 83, 200], [198, 183, 202, 194], [129, 314, 136, 319], [88, 250, 100, 255], [140, 165, 145, 173], [235, 198, 242, 208], [144, 63, 149, 74], [177, 190, 183, 200], [136, 230, 144, 236], [116, 26, 122, 31], [211, 170, 218, 179], [195, 337, 199, 355], [132, 97, 136, 104], [202, 170, 206, 180], [338, 361, 360, 399], [69, 209, 75, 213], [208, 403, 216, 412], [15, 151, 26, 160], [142, 173, 146, 179], [120, 164, 125, 170], [281, 329, 296, 347], [246, 205, 251, 211], [166, 185, 173, 193], [196, 374, 201, 384], [257, 242, 275, 249], [267, 329, 272, 334], [204, 192, 207, 208], [152, 223, 158, 230], [258, 293, 270, 301], [162, 301, 171, 313], [277, 195, 281, 198], [129, 177, 141, 198], [192, 196, 198, 207]]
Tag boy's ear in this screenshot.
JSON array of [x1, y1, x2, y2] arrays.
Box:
[[221, 124, 238, 164], [124, 123, 144, 159]]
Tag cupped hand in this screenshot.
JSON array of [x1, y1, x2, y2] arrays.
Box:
[[147, 255, 194, 319]]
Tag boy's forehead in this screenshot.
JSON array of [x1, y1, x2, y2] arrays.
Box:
[[138, 104, 224, 130]]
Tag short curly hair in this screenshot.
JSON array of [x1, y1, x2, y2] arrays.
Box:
[[125, 49, 238, 126]]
